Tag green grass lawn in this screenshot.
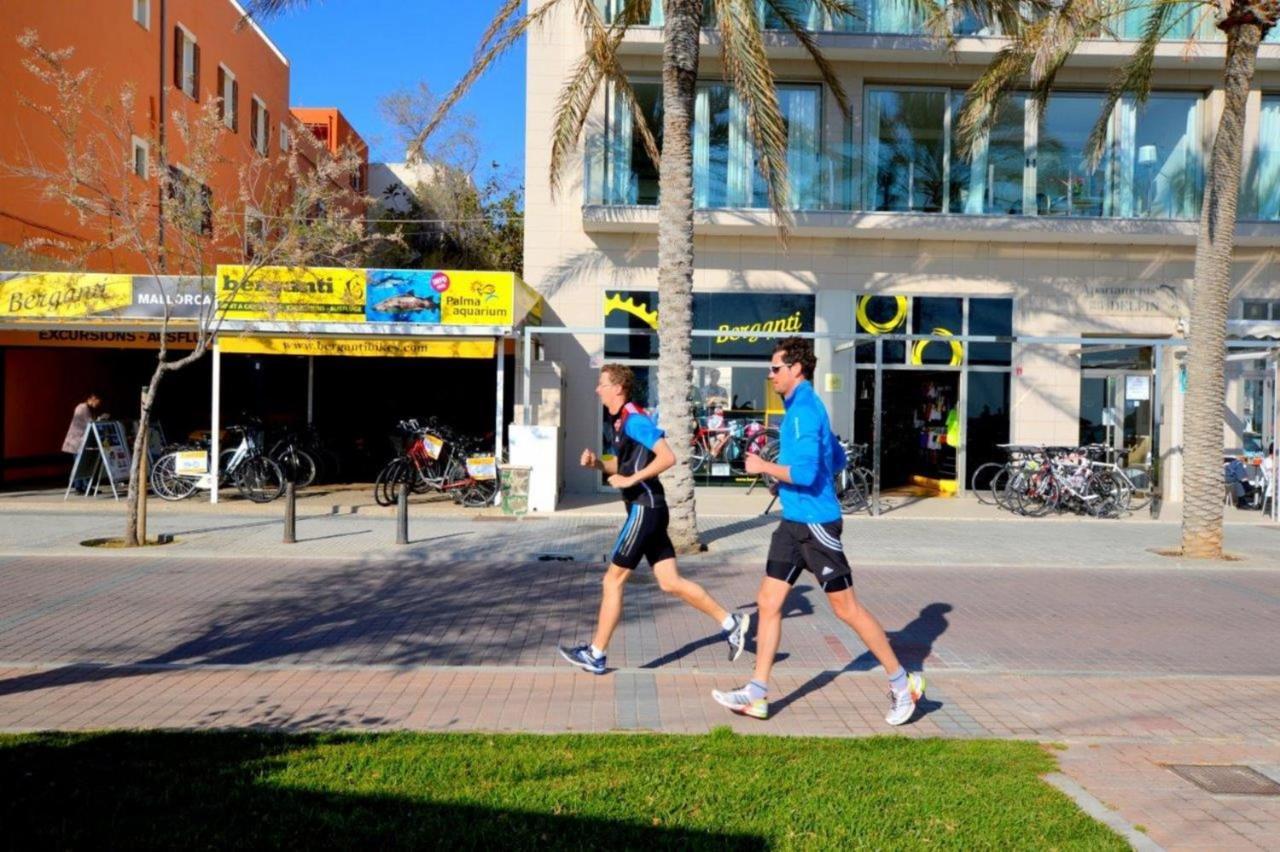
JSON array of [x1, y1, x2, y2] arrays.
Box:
[[0, 729, 1123, 849]]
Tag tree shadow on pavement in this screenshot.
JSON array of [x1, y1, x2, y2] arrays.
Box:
[[768, 603, 953, 720]]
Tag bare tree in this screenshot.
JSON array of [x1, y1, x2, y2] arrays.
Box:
[[8, 31, 382, 546]]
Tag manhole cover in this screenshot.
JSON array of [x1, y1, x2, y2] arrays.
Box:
[[1166, 764, 1280, 796]]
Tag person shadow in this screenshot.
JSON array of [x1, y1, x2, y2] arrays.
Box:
[[769, 602, 952, 720], [639, 586, 817, 670]]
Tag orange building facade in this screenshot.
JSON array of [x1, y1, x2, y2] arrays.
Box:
[[0, 0, 299, 272], [0, 1, 370, 486]]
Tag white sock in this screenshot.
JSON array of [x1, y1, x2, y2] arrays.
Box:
[[589, 644, 605, 659], [721, 614, 737, 632]]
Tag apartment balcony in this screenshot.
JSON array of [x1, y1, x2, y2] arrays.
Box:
[[581, 204, 1280, 246], [604, 1, 1280, 72]]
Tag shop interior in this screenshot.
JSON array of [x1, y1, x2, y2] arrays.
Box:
[[1, 343, 513, 489], [856, 370, 960, 493]]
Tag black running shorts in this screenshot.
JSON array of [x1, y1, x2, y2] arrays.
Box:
[[765, 519, 854, 592], [611, 504, 676, 570]]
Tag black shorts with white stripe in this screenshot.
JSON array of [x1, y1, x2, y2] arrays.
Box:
[[611, 504, 676, 570], [765, 519, 853, 592]]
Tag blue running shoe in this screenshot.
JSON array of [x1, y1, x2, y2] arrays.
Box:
[[558, 643, 606, 675]]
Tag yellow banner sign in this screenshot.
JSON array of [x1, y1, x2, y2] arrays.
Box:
[[218, 336, 496, 359], [0, 329, 199, 350], [218, 266, 367, 323], [1, 273, 133, 318]]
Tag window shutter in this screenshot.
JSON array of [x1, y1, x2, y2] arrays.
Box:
[[192, 42, 200, 101], [173, 27, 182, 90], [250, 101, 258, 150], [217, 66, 225, 121], [231, 80, 239, 132], [263, 108, 270, 152]]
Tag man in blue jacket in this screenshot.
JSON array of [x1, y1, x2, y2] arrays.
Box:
[[712, 337, 925, 724]]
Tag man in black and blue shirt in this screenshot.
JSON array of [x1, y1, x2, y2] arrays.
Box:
[[712, 337, 925, 725], [559, 364, 750, 675]]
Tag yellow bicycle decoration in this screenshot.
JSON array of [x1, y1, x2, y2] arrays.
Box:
[[856, 295, 907, 334], [911, 327, 964, 366]]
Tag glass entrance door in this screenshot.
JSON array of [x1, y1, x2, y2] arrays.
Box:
[[1080, 370, 1153, 465]]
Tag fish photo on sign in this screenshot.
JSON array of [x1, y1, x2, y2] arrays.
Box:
[[364, 270, 442, 323]]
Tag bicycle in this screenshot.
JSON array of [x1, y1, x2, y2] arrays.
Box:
[[690, 416, 775, 476], [152, 424, 285, 503], [835, 439, 873, 514], [269, 430, 318, 487]]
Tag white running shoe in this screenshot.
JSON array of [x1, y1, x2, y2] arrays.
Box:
[[885, 672, 925, 726], [711, 684, 769, 720], [725, 612, 750, 662]]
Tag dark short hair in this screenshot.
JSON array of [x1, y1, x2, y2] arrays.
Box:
[[600, 363, 635, 400], [773, 337, 816, 380]]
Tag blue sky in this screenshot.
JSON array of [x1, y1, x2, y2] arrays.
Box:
[[258, 0, 526, 182]]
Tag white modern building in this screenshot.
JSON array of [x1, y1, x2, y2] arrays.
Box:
[[522, 1, 1280, 503]]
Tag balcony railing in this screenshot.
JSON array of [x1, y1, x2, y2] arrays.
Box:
[[601, 0, 1280, 42]]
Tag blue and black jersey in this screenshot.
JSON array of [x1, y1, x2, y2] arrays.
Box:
[[610, 402, 666, 508]]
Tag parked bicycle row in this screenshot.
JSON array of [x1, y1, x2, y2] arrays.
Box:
[[372, 417, 498, 508], [970, 444, 1153, 518]]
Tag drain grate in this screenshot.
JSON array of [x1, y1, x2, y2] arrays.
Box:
[[1166, 764, 1280, 796]]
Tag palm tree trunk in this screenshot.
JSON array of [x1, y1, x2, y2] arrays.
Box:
[[657, 0, 703, 553], [1180, 21, 1263, 559]]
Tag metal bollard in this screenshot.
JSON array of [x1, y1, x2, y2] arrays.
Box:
[[396, 481, 409, 545], [283, 480, 297, 544]]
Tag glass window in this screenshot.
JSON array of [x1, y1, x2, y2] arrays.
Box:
[[865, 89, 946, 212], [855, 295, 907, 364], [1115, 1, 1194, 40], [608, 81, 821, 209], [131, 137, 148, 179], [968, 298, 1013, 365], [1036, 92, 1109, 217], [133, 0, 150, 29], [911, 297, 964, 365], [950, 92, 1026, 215], [1245, 95, 1280, 221], [966, 372, 1011, 488], [1242, 300, 1270, 320], [1110, 94, 1201, 219]]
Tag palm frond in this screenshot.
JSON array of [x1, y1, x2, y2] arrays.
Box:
[[761, 0, 852, 117], [715, 0, 791, 228], [549, 55, 607, 198], [1082, 0, 1181, 167], [953, 43, 1032, 159], [409, 0, 569, 160], [476, 0, 527, 58]]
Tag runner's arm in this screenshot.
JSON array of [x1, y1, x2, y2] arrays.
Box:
[[609, 438, 673, 488], [580, 448, 618, 475], [745, 412, 819, 486]]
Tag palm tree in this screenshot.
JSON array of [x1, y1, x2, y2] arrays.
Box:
[[252, 0, 855, 552], [954, 0, 1277, 559]]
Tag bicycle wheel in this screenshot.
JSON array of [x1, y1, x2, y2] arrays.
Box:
[[838, 467, 870, 514], [374, 459, 404, 506], [1085, 471, 1122, 519], [151, 453, 198, 501], [690, 440, 709, 475], [1120, 467, 1152, 512], [969, 462, 1004, 505], [460, 476, 498, 508], [996, 467, 1025, 512], [1017, 471, 1058, 516], [236, 456, 285, 503], [276, 447, 317, 487], [757, 438, 781, 488], [988, 466, 1013, 510]]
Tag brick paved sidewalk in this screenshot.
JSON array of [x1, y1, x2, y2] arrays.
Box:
[[3, 507, 1280, 568], [2, 548, 1279, 850]]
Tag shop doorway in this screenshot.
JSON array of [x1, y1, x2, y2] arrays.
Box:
[[856, 370, 960, 494], [1079, 346, 1154, 466]]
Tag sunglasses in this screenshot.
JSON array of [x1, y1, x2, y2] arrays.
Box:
[[768, 362, 791, 375]]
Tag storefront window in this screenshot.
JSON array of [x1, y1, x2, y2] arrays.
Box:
[[949, 93, 1026, 215], [1037, 92, 1110, 217], [911, 297, 964, 366], [967, 371, 1011, 488], [864, 89, 947, 212], [854, 295, 908, 364], [1241, 299, 1280, 321], [968, 298, 1013, 366]]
